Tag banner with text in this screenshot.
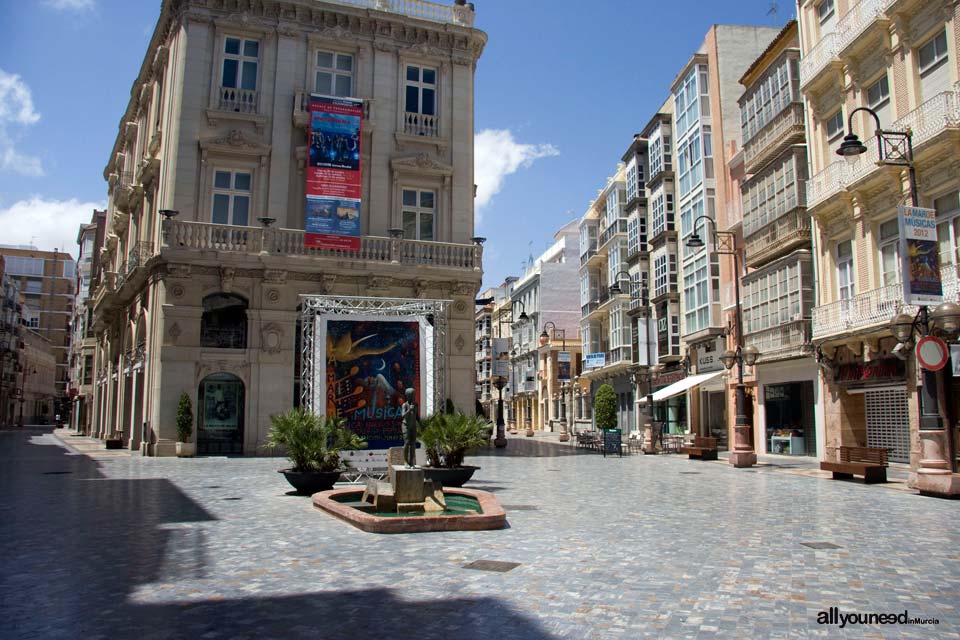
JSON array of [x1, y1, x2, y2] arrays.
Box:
[[899, 205, 943, 306], [305, 95, 362, 251]]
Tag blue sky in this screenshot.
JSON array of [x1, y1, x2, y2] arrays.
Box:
[[0, 0, 792, 281]]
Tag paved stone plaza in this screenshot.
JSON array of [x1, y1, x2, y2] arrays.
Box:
[[1, 428, 958, 639]]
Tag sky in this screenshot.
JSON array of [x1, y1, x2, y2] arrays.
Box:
[[0, 0, 793, 285]]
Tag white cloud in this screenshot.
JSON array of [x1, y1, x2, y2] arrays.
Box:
[[0, 69, 43, 177], [43, 0, 95, 10], [0, 198, 105, 258], [474, 129, 558, 214]]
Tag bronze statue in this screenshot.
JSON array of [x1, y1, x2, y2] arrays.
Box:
[[401, 388, 418, 468]]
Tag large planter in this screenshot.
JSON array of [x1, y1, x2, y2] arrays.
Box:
[[280, 469, 342, 495], [176, 442, 196, 458], [422, 465, 479, 488]]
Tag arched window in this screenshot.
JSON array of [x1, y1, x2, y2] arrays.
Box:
[[201, 294, 248, 349]]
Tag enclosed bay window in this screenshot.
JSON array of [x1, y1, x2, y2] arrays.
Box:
[[212, 170, 251, 226], [878, 219, 900, 286], [678, 128, 702, 197], [401, 188, 435, 241], [315, 50, 354, 97]]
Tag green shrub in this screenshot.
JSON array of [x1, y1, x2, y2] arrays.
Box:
[[175, 392, 193, 443], [266, 408, 366, 472], [419, 412, 492, 468], [594, 384, 618, 430]]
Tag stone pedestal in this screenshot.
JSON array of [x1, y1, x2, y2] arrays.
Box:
[[729, 424, 756, 468], [392, 465, 427, 504], [729, 451, 758, 468], [643, 423, 659, 455]]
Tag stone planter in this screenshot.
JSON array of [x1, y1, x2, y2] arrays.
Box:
[[176, 442, 196, 458], [421, 465, 479, 488], [279, 469, 342, 495]]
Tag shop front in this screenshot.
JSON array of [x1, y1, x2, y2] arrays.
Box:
[[755, 359, 821, 458], [833, 358, 910, 463]]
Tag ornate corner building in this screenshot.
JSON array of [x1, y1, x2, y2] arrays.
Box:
[[87, 0, 487, 455]]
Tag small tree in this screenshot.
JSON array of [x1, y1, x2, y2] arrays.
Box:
[[176, 392, 193, 443], [594, 384, 618, 430]]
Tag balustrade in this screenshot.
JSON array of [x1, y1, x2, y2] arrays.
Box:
[[324, 0, 474, 26], [403, 112, 439, 137], [799, 31, 838, 88], [218, 87, 259, 114], [812, 284, 913, 339], [836, 0, 896, 53]]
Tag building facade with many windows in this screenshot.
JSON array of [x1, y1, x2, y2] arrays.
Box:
[[89, 0, 487, 455], [798, 0, 960, 489]]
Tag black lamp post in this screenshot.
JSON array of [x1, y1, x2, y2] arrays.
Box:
[[687, 215, 760, 467], [837, 106, 960, 495], [492, 302, 527, 447]]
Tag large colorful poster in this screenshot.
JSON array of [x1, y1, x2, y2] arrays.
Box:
[[899, 205, 943, 305], [318, 316, 428, 450], [305, 95, 362, 251]]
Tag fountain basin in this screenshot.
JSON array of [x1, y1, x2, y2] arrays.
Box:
[[313, 487, 506, 533]]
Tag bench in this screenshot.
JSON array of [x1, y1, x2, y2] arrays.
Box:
[[820, 446, 888, 483], [680, 436, 718, 461]]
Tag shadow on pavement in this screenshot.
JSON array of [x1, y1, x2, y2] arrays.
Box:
[[0, 428, 557, 640], [474, 438, 589, 458]]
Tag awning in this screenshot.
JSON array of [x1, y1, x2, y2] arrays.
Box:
[[640, 370, 726, 403]]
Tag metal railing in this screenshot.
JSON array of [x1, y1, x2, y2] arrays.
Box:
[[745, 320, 811, 361], [812, 284, 911, 339], [744, 207, 811, 268], [598, 219, 628, 249], [200, 326, 247, 350], [799, 31, 838, 88], [836, 0, 896, 54]]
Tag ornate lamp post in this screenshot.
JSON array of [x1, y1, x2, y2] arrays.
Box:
[[493, 301, 527, 447], [838, 106, 960, 496], [539, 321, 569, 441], [687, 216, 760, 467]]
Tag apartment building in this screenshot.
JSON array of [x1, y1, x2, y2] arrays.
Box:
[[798, 0, 960, 493], [89, 0, 487, 455], [19, 328, 58, 425], [68, 210, 107, 434], [0, 260, 25, 426], [733, 21, 822, 459], [509, 220, 581, 432], [475, 277, 515, 421], [0, 246, 75, 414]]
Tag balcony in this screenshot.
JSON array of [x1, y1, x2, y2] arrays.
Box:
[[807, 89, 960, 210], [217, 87, 259, 114], [744, 207, 811, 268], [402, 112, 439, 138], [812, 284, 912, 340], [799, 31, 839, 89], [836, 0, 895, 55], [598, 219, 628, 251], [742, 103, 805, 174], [161, 220, 482, 271], [326, 0, 476, 27], [745, 320, 811, 362]]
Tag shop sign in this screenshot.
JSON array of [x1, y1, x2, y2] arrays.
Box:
[[654, 369, 686, 389], [834, 358, 905, 386], [697, 338, 724, 373], [584, 352, 606, 369], [557, 351, 571, 380], [899, 205, 943, 305]]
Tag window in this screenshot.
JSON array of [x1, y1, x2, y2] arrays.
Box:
[[918, 30, 949, 75], [825, 109, 844, 141], [212, 170, 251, 226], [837, 240, 854, 300], [626, 164, 639, 202], [675, 67, 701, 135], [867, 75, 889, 108], [221, 37, 259, 91], [401, 188, 435, 241], [82, 355, 93, 385], [740, 59, 797, 144], [683, 253, 714, 334], [678, 128, 702, 197], [23, 280, 42, 295], [878, 219, 900, 286], [405, 64, 436, 116], [63, 261, 76, 279], [3, 256, 44, 276], [654, 253, 678, 298], [742, 153, 799, 236], [201, 293, 248, 349], [817, 0, 834, 25], [315, 50, 353, 97], [935, 190, 960, 268]]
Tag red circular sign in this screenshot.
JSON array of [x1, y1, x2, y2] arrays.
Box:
[[916, 336, 950, 371]]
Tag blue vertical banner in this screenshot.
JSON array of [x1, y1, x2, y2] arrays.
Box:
[[305, 95, 363, 251], [899, 205, 943, 305]]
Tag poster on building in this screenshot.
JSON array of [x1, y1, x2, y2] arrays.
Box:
[[899, 205, 943, 305], [584, 352, 606, 369], [316, 315, 429, 450], [557, 351, 571, 380], [305, 95, 363, 251]]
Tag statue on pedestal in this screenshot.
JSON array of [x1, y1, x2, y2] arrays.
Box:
[[401, 388, 418, 468]]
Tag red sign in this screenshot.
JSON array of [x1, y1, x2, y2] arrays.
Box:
[[916, 336, 949, 371]]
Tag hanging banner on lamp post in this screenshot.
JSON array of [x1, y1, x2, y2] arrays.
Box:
[[305, 95, 363, 251], [899, 205, 943, 305]]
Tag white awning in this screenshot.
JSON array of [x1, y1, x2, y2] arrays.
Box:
[[640, 370, 727, 403]]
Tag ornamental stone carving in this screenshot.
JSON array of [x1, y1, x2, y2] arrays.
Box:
[[220, 267, 236, 292], [167, 264, 191, 279], [264, 269, 287, 284], [167, 322, 181, 345], [454, 334, 465, 353], [261, 323, 284, 353], [266, 289, 281, 303]]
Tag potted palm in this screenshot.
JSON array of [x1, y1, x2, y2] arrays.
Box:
[[175, 392, 195, 457], [267, 408, 366, 494], [419, 412, 492, 487]]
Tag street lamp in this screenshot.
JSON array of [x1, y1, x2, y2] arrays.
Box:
[[687, 215, 760, 467], [838, 106, 957, 496], [492, 304, 527, 447], [539, 321, 569, 441]]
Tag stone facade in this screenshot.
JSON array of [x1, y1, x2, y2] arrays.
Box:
[[89, 0, 487, 455]]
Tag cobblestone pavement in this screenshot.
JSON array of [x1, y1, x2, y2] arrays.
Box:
[[1, 427, 958, 640]]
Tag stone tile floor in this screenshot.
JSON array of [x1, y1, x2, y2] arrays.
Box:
[[1, 427, 958, 639]]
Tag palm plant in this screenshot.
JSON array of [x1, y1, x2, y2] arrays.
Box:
[[266, 408, 366, 472], [419, 412, 492, 468]]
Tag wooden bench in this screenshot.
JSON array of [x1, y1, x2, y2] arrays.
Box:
[[680, 436, 718, 461], [820, 446, 888, 483]]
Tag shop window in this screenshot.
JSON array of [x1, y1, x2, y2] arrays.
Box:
[[201, 294, 248, 349]]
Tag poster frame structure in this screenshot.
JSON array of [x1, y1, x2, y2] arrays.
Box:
[[299, 295, 449, 442], [898, 204, 943, 306]]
